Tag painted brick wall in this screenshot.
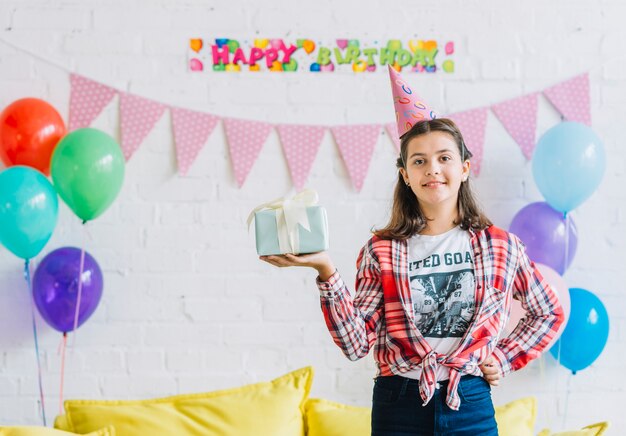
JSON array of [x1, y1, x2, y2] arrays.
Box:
[[0, 0, 624, 431]]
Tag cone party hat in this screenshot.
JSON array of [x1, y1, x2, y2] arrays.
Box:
[[388, 65, 437, 138]]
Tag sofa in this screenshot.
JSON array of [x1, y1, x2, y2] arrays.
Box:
[[0, 367, 609, 436]]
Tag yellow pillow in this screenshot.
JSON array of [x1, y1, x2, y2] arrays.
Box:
[[0, 426, 114, 436], [537, 421, 610, 436], [304, 398, 371, 436], [58, 367, 313, 436], [494, 397, 537, 436]]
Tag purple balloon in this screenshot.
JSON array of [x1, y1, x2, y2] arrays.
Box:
[[509, 202, 577, 274], [32, 247, 103, 333]]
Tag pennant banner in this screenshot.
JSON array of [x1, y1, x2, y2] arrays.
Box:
[[276, 124, 326, 191], [68, 74, 117, 131], [223, 118, 273, 187], [447, 108, 488, 176], [62, 68, 592, 190], [119, 93, 167, 161], [384, 122, 401, 152], [331, 124, 380, 192], [543, 73, 591, 126], [491, 93, 539, 160], [171, 107, 220, 175]]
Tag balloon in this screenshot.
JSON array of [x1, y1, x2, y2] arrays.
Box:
[[0, 98, 67, 175], [50, 128, 125, 222], [536, 264, 570, 340], [32, 247, 103, 333], [532, 122, 605, 214], [0, 166, 58, 259], [503, 263, 570, 339], [549, 288, 609, 374], [509, 202, 577, 274]]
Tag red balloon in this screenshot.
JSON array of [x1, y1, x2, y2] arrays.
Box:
[[0, 98, 66, 175]]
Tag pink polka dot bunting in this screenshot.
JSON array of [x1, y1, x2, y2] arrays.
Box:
[[171, 107, 220, 175], [384, 122, 401, 152], [331, 124, 380, 192], [491, 93, 539, 160], [543, 73, 591, 126], [276, 124, 326, 191], [447, 108, 488, 176], [223, 118, 273, 188], [69, 74, 117, 131], [119, 93, 166, 161]]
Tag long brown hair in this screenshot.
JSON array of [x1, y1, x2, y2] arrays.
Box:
[[374, 118, 492, 240]]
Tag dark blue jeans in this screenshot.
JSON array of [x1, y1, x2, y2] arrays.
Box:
[[371, 374, 498, 436]]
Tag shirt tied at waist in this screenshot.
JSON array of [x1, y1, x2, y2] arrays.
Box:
[[418, 351, 478, 411]]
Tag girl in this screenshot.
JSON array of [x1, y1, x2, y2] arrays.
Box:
[[260, 118, 564, 435]]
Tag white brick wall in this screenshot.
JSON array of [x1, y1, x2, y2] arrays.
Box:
[[0, 0, 624, 432]]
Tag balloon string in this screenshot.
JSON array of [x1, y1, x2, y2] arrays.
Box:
[[71, 245, 86, 348], [562, 371, 573, 430], [24, 260, 47, 427], [59, 332, 67, 417], [563, 212, 570, 276]]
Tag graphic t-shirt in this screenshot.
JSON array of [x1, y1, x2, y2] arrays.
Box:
[[403, 226, 476, 382]]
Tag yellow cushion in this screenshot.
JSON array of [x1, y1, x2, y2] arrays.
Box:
[[0, 426, 114, 435], [58, 366, 312, 436], [494, 397, 537, 436], [537, 421, 610, 436], [52, 416, 70, 433], [304, 398, 371, 436]]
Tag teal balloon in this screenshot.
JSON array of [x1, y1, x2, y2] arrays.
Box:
[[532, 122, 605, 214], [549, 288, 609, 374], [0, 166, 58, 259]]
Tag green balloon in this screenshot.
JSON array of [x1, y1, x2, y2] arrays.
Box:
[[50, 128, 125, 222]]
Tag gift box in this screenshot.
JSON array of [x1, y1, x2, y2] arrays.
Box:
[[248, 190, 329, 256]]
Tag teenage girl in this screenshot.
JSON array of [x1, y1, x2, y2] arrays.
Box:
[[261, 118, 564, 436]]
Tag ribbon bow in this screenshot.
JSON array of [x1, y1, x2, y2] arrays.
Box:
[[247, 189, 319, 254]]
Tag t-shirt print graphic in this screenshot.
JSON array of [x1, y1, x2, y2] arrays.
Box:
[[410, 269, 476, 338]]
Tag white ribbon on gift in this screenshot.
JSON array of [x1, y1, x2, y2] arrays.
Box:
[[246, 189, 319, 254]]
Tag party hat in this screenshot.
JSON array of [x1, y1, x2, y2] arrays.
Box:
[[388, 65, 437, 138]]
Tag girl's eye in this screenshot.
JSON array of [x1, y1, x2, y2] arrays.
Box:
[[441, 155, 452, 162], [414, 159, 424, 165]]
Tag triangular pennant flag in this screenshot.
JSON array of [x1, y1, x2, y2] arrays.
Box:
[[223, 118, 272, 187], [119, 93, 167, 161], [491, 93, 539, 160], [276, 124, 326, 191], [543, 73, 591, 125], [69, 74, 117, 131], [447, 108, 488, 176], [331, 124, 380, 192], [171, 107, 220, 175], [384, 122, 401, 152]]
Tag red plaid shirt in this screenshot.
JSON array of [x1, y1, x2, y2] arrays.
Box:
[[317, 225, 564, 411]]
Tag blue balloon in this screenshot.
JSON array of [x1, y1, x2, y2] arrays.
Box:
[[0, 166, 58, 259], [532, 122, 605, 214], [549, 288, 609, 374]]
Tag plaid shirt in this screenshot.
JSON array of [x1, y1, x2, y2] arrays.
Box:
[[317, 225, 564, 411]]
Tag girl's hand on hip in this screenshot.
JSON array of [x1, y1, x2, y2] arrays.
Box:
[[479, 356, 500, 386]]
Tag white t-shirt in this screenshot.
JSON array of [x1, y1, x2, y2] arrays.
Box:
[[403, 226, 476, 381]]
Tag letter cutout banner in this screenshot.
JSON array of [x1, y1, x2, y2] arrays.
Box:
[[188, 38, 456, 74]]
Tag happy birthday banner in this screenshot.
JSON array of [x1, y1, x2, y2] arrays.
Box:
[[188, 38, 455, 73], [68, 71, 590, 191]]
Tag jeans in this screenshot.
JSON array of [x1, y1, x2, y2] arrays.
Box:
[[371, 374, 498, 436]]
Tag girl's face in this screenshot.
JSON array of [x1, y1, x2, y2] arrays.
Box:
[[399, 131, 470, 211]]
